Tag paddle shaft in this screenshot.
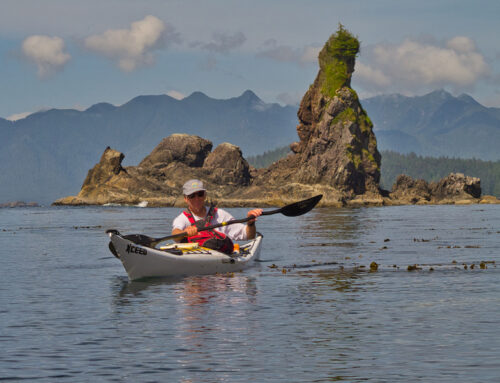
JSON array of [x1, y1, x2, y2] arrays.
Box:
[[149, 210, 279, 245], [108, 195, 322, 248]]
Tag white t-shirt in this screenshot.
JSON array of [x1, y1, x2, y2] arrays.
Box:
[[172, 207, 248, 241]]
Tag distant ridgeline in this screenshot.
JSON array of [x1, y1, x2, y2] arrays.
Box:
[[0, 90, 297, 204], [361, 89, 500, 161], [4, 23, 497, 205], [248, 147, 500, 197], [54, 26, 495, 207]]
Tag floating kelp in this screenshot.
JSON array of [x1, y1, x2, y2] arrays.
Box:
[[267, 260, 496, 274], [370, 262, 379, 271], [407, 264, 422, 271]]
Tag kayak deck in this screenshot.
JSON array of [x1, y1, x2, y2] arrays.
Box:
[[108, 232, 262, 280]]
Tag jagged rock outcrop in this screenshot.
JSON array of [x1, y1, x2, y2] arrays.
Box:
[[430, 173, 481, 200], [203, 143, 251, 186], [389, 173, 484, 205], [54, 135, 255, 206], [59, 146, 175, 206], [0, 201, 39, 208], [255, 25, 381, 200], [81, 147, 127, 192], [390, 175, 432, 204], [53, 26, 499, 208], [55, 133, 496, 207], [139, 134, 212, 169]]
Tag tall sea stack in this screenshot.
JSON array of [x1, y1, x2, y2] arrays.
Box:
[[260, 25, 381, 197], [55, 26, 491, 207]]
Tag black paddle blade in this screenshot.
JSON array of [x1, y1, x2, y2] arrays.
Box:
[[106, 229, 156, 252], [123, 234, 155, 247], [281, 194, 323, 217], [107, 229, 163, 248], [108, 242, 120, 258]]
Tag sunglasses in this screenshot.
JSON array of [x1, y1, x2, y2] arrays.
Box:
[[187, 191, 205, 199]]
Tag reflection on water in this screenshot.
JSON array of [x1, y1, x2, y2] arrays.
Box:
[[296, 207, 366, 246], [112, 273, 261, 373], [115, 274, 258, 303], [296, 268, 365, 293], [1, 205, 500, 382]]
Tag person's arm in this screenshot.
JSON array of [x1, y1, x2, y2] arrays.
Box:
[[245, 209, 263, 239], [172, 214, 199, 242], [171, 226, 198, 242]]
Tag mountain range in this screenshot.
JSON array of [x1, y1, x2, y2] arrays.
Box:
[[361, 89, 500, 161], [0, 90, 297, 204], [1, 89, 499, 204]]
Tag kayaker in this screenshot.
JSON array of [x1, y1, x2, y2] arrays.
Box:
[[171, 179, 262, 252]]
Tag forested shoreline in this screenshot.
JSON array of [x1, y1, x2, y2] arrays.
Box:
[[247, 148, 500, 197]]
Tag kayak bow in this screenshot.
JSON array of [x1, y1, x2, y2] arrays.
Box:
[[106, 195, 322, 279], [108, 231, 262, 280]]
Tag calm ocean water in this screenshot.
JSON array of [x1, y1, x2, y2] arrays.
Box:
[[1, 204, 499, 382]]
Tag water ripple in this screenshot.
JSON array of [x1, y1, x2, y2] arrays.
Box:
[[0, 205, 499, 382]]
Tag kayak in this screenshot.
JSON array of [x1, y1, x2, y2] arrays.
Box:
[[107, 231, 263, 280], [105, 195, 324, 280]]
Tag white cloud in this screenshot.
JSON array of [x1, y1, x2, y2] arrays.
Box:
[[257, 40, 320, 66], [191, 31, 246, 53], [84, 15, 178, 72], [6, 106, 51, 121], [276, 91, 302, 106], [166, 90, 185, 100], [258, 39, 296, 62], [71, 104, 87, 111], [355, 62, 391, 87], [355, 36, 490, 94], [7, 111, 32, 121], [300, 46, 321, 64], [446, 36, 476, 53], [21, 35, 71, 78]]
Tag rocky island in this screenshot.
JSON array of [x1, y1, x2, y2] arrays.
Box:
[[0, 201, 40, 208], [54, 26, 499, 207]]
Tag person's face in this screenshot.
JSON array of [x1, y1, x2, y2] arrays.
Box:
[[184, 190, 206, 212]]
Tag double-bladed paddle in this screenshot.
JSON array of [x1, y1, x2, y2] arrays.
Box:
[[106, 194, 322, 250]]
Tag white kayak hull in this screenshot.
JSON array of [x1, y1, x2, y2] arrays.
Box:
[[108, 233, 262, 280]]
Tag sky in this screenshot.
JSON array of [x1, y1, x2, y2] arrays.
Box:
[[1, 0, 500, 120]]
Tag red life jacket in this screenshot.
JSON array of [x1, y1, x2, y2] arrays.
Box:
[[183, 205, 234, 254]]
